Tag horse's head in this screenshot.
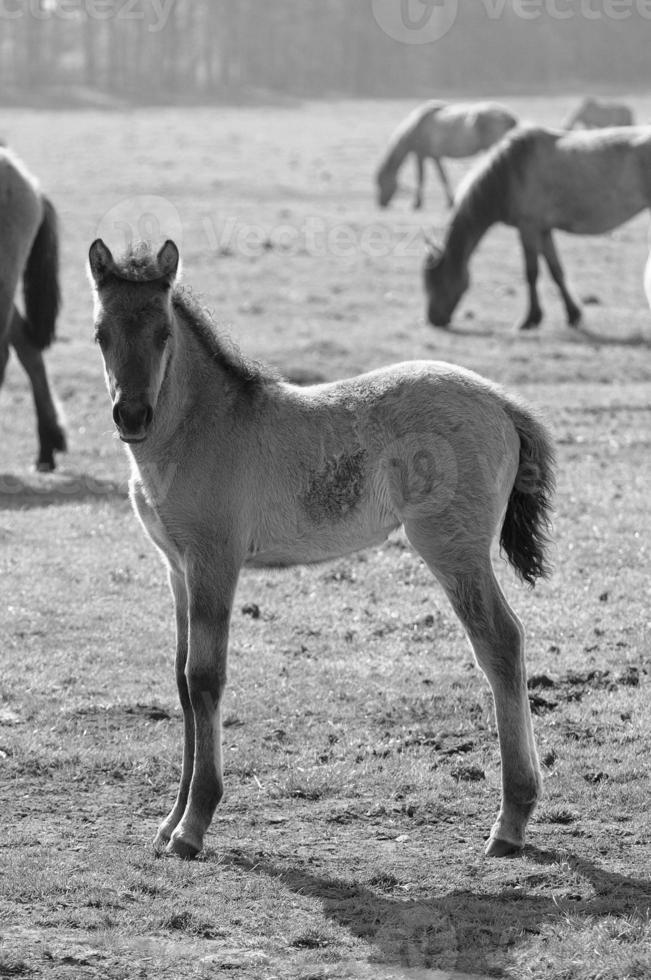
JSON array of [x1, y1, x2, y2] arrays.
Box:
[[376, 166, 398, 208], [88, 238, 180, 444], [422, 236, 469, 328]]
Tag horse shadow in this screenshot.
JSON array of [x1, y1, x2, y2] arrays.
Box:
[[218, 844, 650, 976], [0, 472, 127, 510], [570, 323, 651, 348]]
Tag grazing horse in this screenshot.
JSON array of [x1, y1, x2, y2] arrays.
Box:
[[376, 100, 518, 210], [424, 124, 651, 330], [0, 148, 65, 470], [564, 96, 634, 130], [89, 238, 555, 861]]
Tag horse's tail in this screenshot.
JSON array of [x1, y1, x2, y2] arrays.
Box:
[[22, 194, 60, 350], [500, 400, 556, 586]]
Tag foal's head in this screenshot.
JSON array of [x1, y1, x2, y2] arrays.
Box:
[[422, 241, 469, 328], [88, 239, 179, 444]]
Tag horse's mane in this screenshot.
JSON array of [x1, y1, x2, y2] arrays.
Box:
[[378, 100, 446, 176], [172, 286, 276, 395], [444, 126, 541, 265], [107, 243, 275, 395]]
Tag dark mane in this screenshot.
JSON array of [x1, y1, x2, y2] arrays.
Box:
[[444, 126, 542, 266], [172, 286, 276, 394]]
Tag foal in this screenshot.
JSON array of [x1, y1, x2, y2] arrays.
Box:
[[89, 239, 555, 861]]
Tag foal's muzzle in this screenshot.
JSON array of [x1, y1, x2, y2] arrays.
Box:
[[112, 399, 153, 442]]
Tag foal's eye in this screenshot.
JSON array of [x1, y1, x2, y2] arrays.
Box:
[[94, 331, 109, 349]]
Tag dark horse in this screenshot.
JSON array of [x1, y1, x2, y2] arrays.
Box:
[[0, 147, 65, 470], [424, 125, 651, 330]]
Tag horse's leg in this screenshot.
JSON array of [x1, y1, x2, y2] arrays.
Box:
[[153, 567, 193, 852], [540, 230, 582, 327], [0, 289, 15, 387], [0, 335, 9, 387], [9, 307, 66, 471], [518, 227, 543, 330], [166, 554, 239, 859], [403, 522, 542, 855], [433, 158, 454, 208], [414, 154, 425, 209]]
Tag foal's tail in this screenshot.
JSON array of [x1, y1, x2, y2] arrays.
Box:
[[22, 195, 60, 350], [500, 401, 556, 586]]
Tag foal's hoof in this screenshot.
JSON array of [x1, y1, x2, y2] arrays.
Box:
[[485, 836, 523, 858], [36, 458, 56, 473], [166, 835, 200, 861], [152, 830, 171, 855]]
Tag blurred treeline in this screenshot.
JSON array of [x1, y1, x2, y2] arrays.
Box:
[[1, 0, 649, 102]]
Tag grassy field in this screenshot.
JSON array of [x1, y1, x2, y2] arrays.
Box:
[[0, 94, 650, 979]]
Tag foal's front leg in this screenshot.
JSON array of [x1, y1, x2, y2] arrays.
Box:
[[165, 557, 239, 859], [153, 568, 192, 852]]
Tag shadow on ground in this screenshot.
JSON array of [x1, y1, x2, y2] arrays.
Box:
[[221, 846, 651, 976], [0, 472, 127, 510]]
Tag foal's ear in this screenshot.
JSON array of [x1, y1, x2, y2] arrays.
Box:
[[157, 240, 180, 285], [88, 239, 116, 286]]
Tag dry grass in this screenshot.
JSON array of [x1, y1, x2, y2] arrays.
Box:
[[0, 94, 649, 979]]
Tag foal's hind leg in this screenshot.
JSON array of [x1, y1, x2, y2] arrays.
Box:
[[9, 307, 66, 471], [404, 522, 542, 855], [541, 231, 582, 327]]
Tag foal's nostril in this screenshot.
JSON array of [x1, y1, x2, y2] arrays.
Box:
[[112, 402, 122, 428]]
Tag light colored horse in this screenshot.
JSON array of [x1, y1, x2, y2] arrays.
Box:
[[424, 124, 651, 330], [376, 100, 518, 209], [564, 96, 634, 130], [89, 238, 555, 861], [0, 147, 65, 470]]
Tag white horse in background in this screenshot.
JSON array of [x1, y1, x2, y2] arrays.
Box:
[[564, 97, 634, 130], [376, 100, 518, 209]]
